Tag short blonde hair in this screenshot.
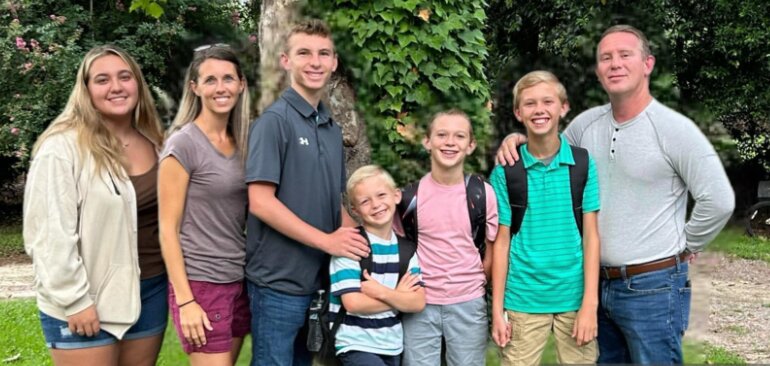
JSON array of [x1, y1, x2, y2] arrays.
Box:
[[426, 108, 474, 140], [512, 70, 568, 108], [346, 165, 397, 203]]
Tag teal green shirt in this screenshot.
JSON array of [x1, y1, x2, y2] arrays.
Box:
[[489, 134, 600, 313]]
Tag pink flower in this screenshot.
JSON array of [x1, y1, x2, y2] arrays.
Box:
[[30, 38, 40, 50], [249, 34, 257, 43], [15, 37, 26, 49], [49, 14, 56, 20], [10, 127, 20, 135], [14, 150, 23, 158], [22, 62, 33, 72]]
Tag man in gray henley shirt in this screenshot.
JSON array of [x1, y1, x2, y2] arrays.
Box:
[[498, 25, 734, 364]]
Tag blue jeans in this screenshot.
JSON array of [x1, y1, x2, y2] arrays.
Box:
[[597, 259, 691, 364], [247, 281, 314, 366], [339, 351, 401, 366]]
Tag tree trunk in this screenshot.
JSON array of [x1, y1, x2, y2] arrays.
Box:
[[257, 0, 298, 114], [258, 1, 371, 178], [324, 73, 371, 176]]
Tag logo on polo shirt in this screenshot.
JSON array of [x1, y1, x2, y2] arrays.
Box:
[[299, 137, 309, 146]]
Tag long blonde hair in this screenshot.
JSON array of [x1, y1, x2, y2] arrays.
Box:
[[32, 45, 164, 178], [168, 46, 252, 163]]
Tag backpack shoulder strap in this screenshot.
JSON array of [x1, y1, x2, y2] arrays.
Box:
[[504, 146, 528, 236], [396, 235, 418, 280], [357, 226, 373, 279], [569, 145, 589, 236], [465, 174, 487, 258], [397, 180, 420, 243]]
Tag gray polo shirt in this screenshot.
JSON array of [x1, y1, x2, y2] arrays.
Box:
[[245, 87, 346, 295]]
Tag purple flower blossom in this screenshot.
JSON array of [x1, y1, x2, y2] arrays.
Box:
[[15, 37, 26, 49], [249, 34, 257, 43]]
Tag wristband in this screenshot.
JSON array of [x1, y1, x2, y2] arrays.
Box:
[[178, 298, 196, 308]]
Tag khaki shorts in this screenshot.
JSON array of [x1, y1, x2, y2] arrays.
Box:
[[500, 310, 598, 366]]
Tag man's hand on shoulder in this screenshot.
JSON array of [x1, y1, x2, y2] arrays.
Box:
[[322, 227, 369, 260]]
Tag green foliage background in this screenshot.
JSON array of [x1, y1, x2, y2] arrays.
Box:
[[0, 0, 258, 188], [2, 0, 769, 191], [310, 0, 493, 184]]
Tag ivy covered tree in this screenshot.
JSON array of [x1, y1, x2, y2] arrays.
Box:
[[312, 0, 492, 183]]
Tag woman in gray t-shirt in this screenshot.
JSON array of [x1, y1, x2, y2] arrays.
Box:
[[158, 45, 253, 364]]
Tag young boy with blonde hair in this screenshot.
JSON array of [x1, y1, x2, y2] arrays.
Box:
[[329, 165, 426, 366], [489, 70, 601, 365]]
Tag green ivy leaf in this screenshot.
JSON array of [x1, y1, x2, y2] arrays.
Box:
[[398, 34, 417, 48], [146, 3, 164, 19], [393, 0, 420, 11], [432, 77, 453, 93], [385, 85, 404, 97], [406, 84, 431, 105], [409, 48, 428, 66]]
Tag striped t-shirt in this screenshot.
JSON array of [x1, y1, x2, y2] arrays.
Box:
[[489, 134, 600, 313], [329, 230, 421, 356]]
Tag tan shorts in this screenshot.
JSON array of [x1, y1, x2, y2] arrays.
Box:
[[499, 310, 598, 366]]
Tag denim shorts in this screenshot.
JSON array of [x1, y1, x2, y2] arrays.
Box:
[[169, 280, 250, 354], [39, 273, 169, 349], [125, 273, 169, 340]]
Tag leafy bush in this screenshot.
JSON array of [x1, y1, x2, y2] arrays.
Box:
[[0, 0, 258, 190]]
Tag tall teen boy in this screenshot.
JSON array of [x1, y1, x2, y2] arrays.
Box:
[[490, 71, 600, 365]]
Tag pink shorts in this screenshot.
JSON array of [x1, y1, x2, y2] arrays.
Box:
[[169, 280, 251, 354]]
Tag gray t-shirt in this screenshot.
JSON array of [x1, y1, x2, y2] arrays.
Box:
[[160, 123, 247, 283], [565, 99, 734, 266], [245, 87, 346, 295]]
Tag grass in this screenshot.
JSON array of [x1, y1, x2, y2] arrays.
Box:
[[0, 222, 24, 258], [0, 299, 747, 365], [704, 345, 747, 364], [708, 226, 770, 263], [0, 299, 252, 366]]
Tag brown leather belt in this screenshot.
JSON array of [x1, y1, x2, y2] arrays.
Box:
[[600, 252, 690, 280]]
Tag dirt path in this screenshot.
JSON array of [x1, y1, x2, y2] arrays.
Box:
[[686, 252, 770, 363], [2, 252, 768, 361], [0, 261, 34, 299]]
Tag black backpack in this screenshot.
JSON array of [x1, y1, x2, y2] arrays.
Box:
[[397, 174, 488, 258], [503, 145, 589, 236], [316, 226, 418, 364]]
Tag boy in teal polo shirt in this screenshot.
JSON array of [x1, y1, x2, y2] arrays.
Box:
[[489, 71, 601, 365]]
